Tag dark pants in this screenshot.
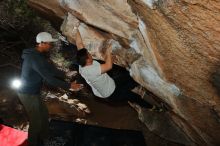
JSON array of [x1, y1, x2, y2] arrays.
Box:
[[107, 66, 152, 108], [18, 93, 49, 146]]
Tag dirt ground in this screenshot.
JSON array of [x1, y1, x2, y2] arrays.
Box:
[[0, 89, 183, 146]]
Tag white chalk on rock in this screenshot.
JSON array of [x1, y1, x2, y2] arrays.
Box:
[[77, 103, 87, 110], [142, 0, 158, 9], [46, 92, 58, 99], [60, 94, 69, 100]]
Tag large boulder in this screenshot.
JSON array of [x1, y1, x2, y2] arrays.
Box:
[[28, 0, 220, 145]]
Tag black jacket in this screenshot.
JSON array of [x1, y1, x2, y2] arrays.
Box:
[[19, 48, 70, 94]]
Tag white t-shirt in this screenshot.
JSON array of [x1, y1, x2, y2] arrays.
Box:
[[79, 60, 115, 98]]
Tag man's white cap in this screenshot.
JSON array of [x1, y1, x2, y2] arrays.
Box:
[[36, 32, 58, 43]]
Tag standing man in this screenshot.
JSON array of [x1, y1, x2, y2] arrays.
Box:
[[18, 32, 83, 146]]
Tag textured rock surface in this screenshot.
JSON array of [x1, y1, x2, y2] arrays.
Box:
[[28, 0, 220, 145]]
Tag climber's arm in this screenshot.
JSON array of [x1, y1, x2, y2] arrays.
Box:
[[76, 29, 84, 50], [100, 45, 113, 74]]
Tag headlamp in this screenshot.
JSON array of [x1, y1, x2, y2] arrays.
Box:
[[11, 78, 22, 89]]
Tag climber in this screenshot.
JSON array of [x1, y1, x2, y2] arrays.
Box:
[[75, 29, 152, 108], [18, 32, 83, 146]]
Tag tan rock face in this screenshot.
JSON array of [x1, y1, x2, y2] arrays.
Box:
[[129, 0, 220, 104], [60, 0, 139, 39], [128, 1, 220, 145], [28, 0, 220, 145]]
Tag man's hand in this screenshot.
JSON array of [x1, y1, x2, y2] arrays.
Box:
[[70, 81, 83, 91]]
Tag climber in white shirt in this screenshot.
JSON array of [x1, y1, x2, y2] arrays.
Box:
[[75, 29, 152, 108], [78, 47, 115, 98]]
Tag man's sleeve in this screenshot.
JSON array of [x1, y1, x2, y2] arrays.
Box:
[[32, 57, 71, 90], [50, 65, 66, 79]]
